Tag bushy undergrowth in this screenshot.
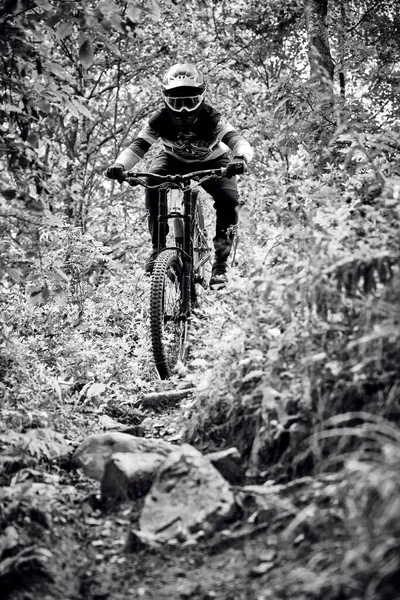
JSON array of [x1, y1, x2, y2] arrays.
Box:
[[181, 166, 400, 599], [183, 167, 400, 474], [0, 229, 156, 436], [293, 419, 400, 600], [339, 435, 400, 600]]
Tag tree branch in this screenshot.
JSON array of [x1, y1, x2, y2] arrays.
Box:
[[347, 0, 385, 33], [0, 5, 36, 27]]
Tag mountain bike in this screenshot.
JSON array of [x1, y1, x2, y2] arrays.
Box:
[[122, 167, 228, 380]]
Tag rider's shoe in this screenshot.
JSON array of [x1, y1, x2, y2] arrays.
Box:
[[145, 249, 158, 274], [209, 263, 228, 290]]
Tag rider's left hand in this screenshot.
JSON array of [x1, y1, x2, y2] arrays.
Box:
[[106, 163, 124, 182]]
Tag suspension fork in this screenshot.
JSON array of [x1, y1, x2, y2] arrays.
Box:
[[182, 187, 193, 317], [156, 185, 169, 254], [157, 184, 191, 318]]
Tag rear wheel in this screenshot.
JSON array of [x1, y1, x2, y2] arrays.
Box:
[[150, 250, 186, 379]]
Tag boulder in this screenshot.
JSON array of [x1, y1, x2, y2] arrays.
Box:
[[71, 432, 174, 481], [101, 451, 166, 503], [139, 444, 236, 542], [206, 447, 242, 484]]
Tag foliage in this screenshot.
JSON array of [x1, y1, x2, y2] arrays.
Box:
[[0, 253, 154, 416], [183, 166, 400, 474], [0, 1, 400, 598]]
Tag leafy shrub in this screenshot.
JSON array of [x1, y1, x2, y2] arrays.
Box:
[[183, 166, 400, 480]]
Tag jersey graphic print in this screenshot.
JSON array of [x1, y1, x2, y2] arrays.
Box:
[[170, 131, 217, 160]]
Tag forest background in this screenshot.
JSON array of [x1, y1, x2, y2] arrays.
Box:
[[1, 1, 400, 599]]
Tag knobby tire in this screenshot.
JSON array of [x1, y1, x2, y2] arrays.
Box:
[[150, 250, 185, 379]]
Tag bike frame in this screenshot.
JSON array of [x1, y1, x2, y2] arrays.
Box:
[[123, 167, 227, 316], [119, 166, 229, 378]]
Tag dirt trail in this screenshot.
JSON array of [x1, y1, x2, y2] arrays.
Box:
[[1, 397, 347, 600], [0, 285, 354, 600]]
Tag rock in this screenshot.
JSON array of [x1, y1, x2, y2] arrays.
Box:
[[177, 582, 204, 598], [101, 451, 166, 503], [206, 447, 242, 484], [141, 388, 193, 410], [0, 526, 19, 560], [140, 444, 236, 542], [236, 483, 296, 524], [97, 415, 126, 431], [125, 529, 159, 553], [259, 549, 277, 562], [249, 561, 274, 577], [122, 425, 145, 437], [71, 432, 175, 481]]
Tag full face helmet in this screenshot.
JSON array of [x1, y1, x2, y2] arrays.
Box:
[[162, 63, 206, 126]]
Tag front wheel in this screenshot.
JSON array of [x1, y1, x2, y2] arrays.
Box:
[[150, 250, 187, 379]]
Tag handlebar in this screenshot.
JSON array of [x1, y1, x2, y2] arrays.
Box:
[[121, 167, 228, 188]]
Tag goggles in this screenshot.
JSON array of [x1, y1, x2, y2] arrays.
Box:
[[164, 92, 205, 113]]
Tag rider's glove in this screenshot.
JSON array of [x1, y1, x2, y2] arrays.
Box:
[[226, 156, 248, 179], [106, 163, 124, 183]]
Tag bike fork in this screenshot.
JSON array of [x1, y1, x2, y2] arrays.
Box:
[[181, 188, 193, 318], [156, 186, 168, 255], [157, 185, 191, 320]]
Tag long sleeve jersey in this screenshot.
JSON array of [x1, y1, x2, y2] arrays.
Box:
[[115, 103, 253, 168]]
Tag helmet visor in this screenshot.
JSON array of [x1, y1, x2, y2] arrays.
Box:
[[164, 92, 205, 113]]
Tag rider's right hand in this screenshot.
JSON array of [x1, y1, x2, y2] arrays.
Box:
[[226, 156, 247, 179], [106, 163, 124, 182]]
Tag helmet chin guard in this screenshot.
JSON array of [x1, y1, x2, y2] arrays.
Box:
[[166, 106, 199, 127]]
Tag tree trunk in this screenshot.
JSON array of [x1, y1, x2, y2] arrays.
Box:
[[303, 0, 335, 159], [304, 0, 334, 96]]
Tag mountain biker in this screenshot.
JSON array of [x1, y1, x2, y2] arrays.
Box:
[[106, 62, 253, 289]]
